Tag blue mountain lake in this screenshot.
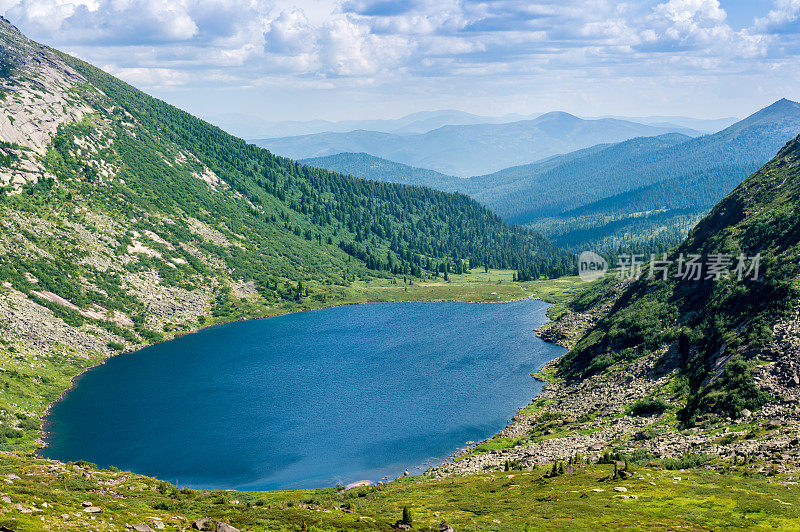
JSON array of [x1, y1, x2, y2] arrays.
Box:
[[42, 299, 565, 490]]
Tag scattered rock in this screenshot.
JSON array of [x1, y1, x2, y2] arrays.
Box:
[[613, 487, 628, 492], [81, 501, 93, 507], [345, 480, 373, 490], [211, 521, 239, 532], [130, 524, 155, 532], [84, 506, 101, 514], [192, 517, 209, 530], [439, 523, 454, 532], [151, 520, 165, 530]]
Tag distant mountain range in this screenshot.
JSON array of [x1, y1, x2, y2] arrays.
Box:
[[237, 110, 535, 138], [257, 112, 703, 177], [207, 109, 736, 140], [302, 99, 800, 251], [587, 115, 739, 133]]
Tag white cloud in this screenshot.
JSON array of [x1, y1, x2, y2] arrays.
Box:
[[262, 8, 411, 77], [5, 0, 270, 45], [103, 65, 191, 87], [755, 0, 800, 31], [264, 8, 316, 55], [1, 0, 798, 121]]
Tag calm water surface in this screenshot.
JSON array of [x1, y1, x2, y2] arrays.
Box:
[[43, 299, 564, 490]]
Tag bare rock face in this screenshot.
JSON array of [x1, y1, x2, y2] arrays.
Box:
[[0, 19, 94, 192]]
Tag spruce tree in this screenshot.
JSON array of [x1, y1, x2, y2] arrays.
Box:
[[402, 506, 413, 526]]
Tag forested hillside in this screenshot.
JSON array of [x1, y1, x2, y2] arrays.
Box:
[[302, 102, 800, 254], [300, 152, 463, 192], [0, 13, 570, 296], [468, 133, 693, 219], [482, 99, 800, 251], [558, 135, 800, 424]]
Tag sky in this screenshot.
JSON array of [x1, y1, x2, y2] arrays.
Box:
[[2, 0, 800, 124]]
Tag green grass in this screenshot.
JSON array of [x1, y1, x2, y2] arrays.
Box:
[[524, 275, 588, 320], [2, 453, 800, 530]]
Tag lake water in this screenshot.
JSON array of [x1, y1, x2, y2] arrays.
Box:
[[43, 299, 564, 490]]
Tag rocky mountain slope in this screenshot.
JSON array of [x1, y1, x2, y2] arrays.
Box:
[[435, 135, 800, 477]]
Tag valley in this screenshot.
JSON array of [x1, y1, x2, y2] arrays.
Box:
[[303, 99, 800, 253], [1, 9, 800, 532]]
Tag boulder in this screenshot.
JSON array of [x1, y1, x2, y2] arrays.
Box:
[[130, 524, 155, 532], [192, 517, 209, 530], [151, 521, 165, 530], [211, 521, 239, 532], [84, 507, 101, 514], [439, 523, 454, 532], [613, 487, 628, 493]]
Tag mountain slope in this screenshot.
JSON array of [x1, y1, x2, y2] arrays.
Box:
[[559, 135, 800, 423], [0, 16, 573, 449], [468, 133, 693, 219], [300, 152, 464, 191], [467, 99, 800, 251], [254, 113, 701, 177]]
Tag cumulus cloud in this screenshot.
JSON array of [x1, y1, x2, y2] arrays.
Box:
[[0, 0, 794, 100], [262, 8, 411, 77], [5, 0, 270, 46], [755, 0, 800, 31]]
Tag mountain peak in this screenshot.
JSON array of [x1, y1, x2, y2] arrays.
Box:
[[711, 98, 800, 137], [745, 98, 800, 120], [533, 111, 582, 123]]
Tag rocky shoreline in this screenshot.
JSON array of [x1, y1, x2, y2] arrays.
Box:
[[427, 302, 800, 478]]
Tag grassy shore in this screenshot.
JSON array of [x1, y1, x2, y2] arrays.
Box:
[[2, 452, 800, 531], [3, 272, 800, 530]]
